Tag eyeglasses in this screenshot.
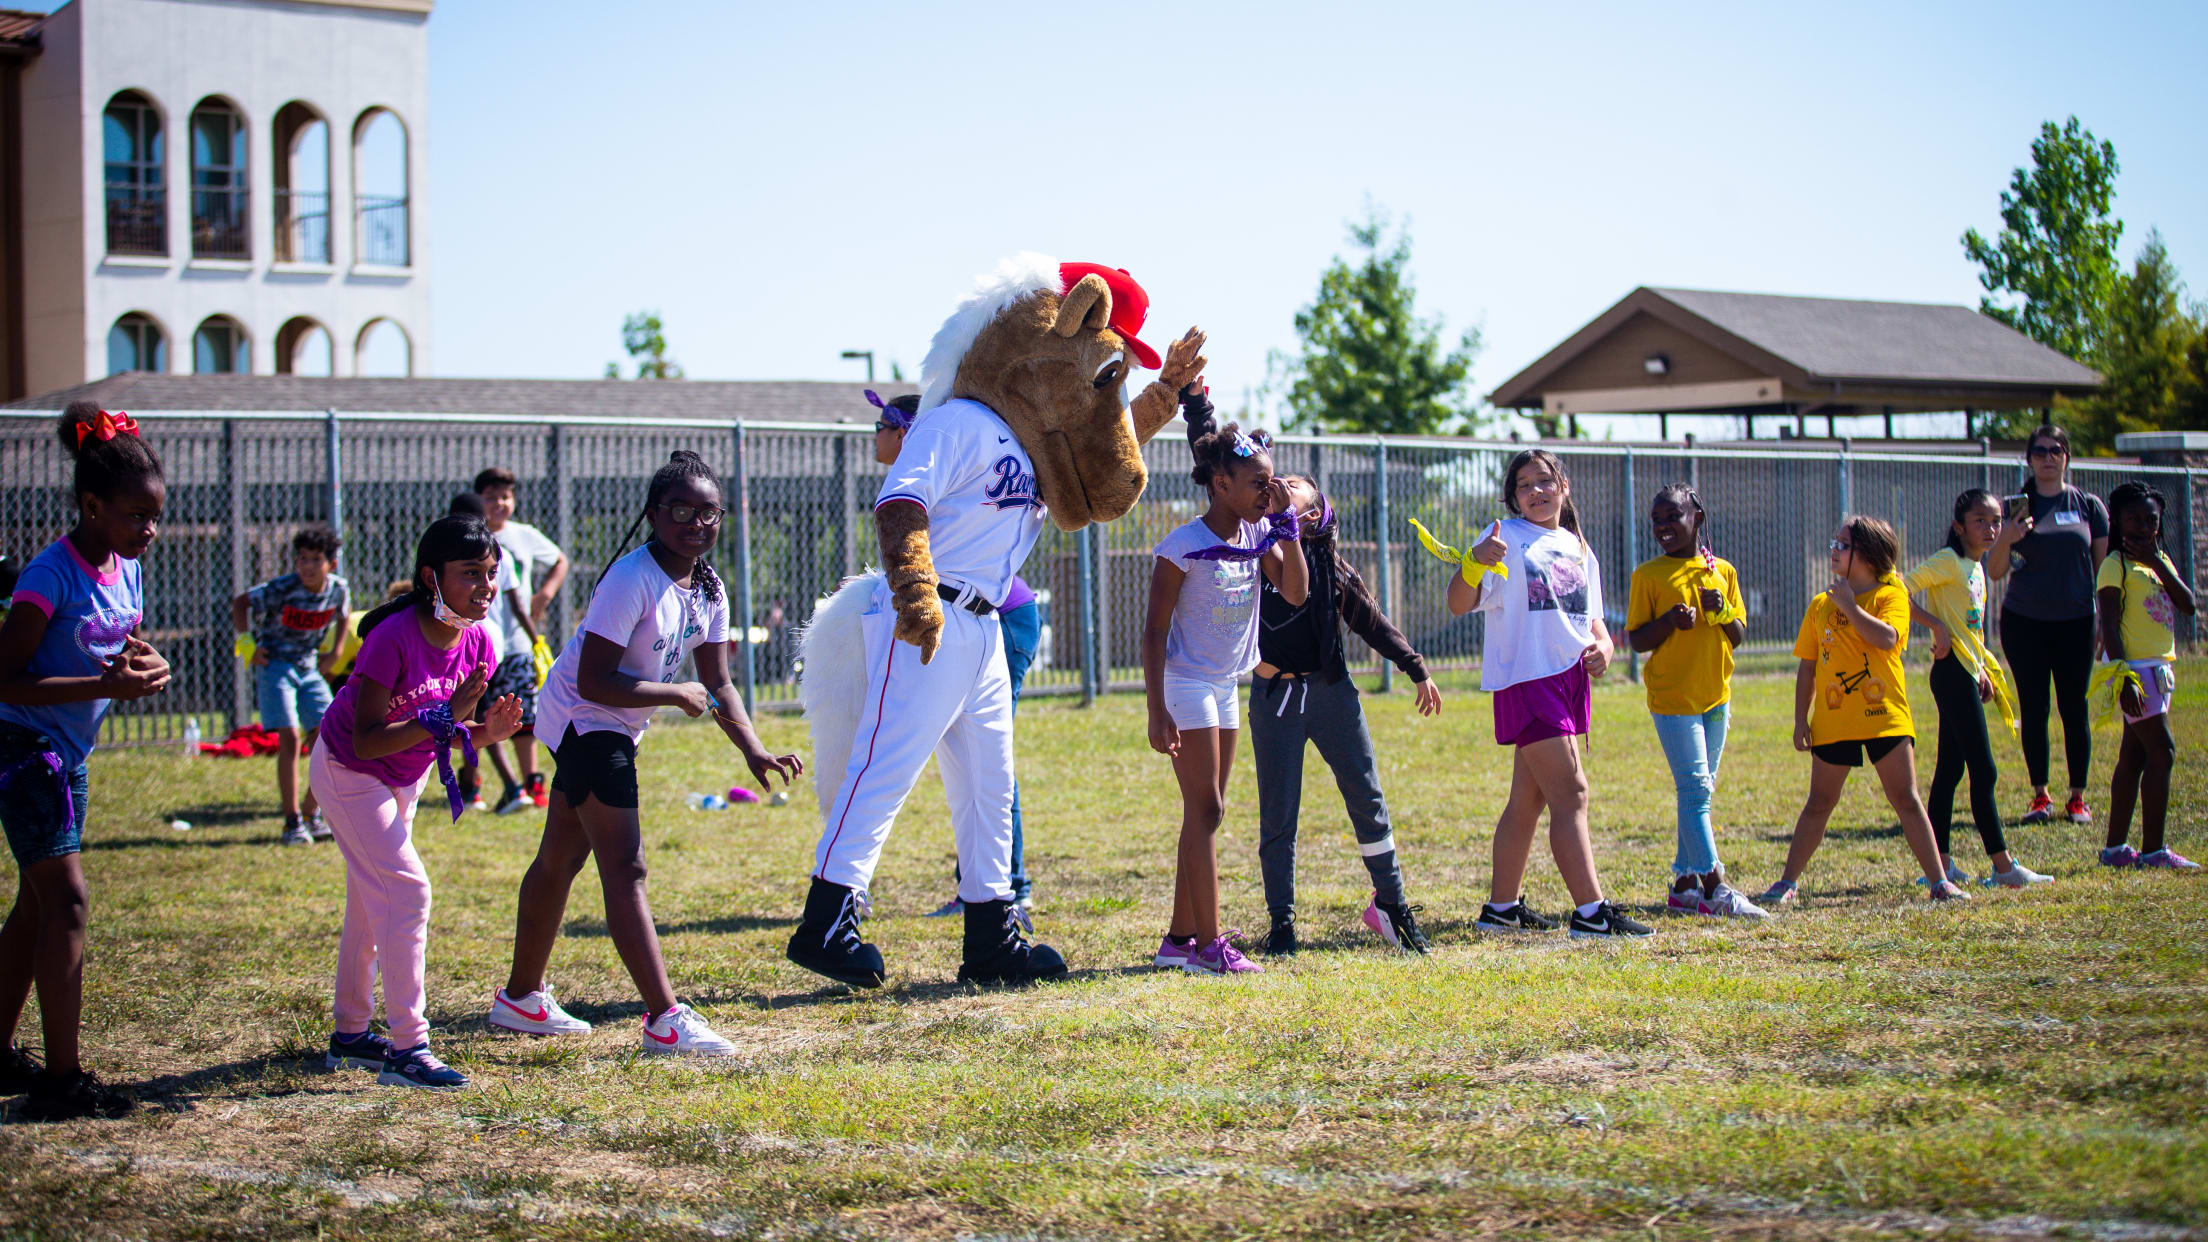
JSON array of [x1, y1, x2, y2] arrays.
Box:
[[2027, 444, 2065, 459], [659, 502, 725, 527], [1828, 540, 1853, 552], [875, 420, 900, 434]]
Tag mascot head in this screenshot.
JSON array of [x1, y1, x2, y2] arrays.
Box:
[[919, 253, 1186, 532]]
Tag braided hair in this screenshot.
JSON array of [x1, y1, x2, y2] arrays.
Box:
[[357, 513, 501, 637], [2107, 481, 2168, 578], [58, 400, 165, 503], [600, 450, 724, 603], [1652, 482, 1706, 547]]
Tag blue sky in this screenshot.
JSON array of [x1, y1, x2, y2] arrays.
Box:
[[57, 1, 2208, 432]]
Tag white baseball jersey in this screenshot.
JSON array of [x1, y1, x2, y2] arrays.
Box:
[[873, 399, 1045, 608]]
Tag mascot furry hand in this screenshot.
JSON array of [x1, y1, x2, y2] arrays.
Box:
[[878, 256, 1204, 663]]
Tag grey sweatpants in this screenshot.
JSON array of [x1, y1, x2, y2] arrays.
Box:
[[1249, 672, 1407, 920]]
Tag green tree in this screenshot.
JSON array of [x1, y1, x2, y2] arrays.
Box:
[[1962, 117, 2124, 362], [605, 311, 684, 379], [2071, 231, 2201, 450], [1268, 207, 1484, 436]]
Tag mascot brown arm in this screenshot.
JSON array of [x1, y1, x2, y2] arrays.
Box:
[[877, 499, 944, 664], [1127, 326, 1209, 445]]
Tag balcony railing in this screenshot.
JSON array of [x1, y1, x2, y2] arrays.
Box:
[[356, 195, 409, 267], [275, 189, 331, 263], [192, 188, 249, 260], [104, 189, 167, 256]]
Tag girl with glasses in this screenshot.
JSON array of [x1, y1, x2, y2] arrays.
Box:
[[493, 450, 799, 1056], [1987, 424, 2109, 828], [1760, 516, 1963, 905]]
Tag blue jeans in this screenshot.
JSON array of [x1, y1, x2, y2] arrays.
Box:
[[954, 601, 1041, 900], [1650, 704, 1729, 877], [257, 658, 332, 732]]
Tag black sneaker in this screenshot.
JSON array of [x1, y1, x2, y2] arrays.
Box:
[[1568, 901, 1654, 940], [1364, 897, 1430, 954], [956, 898, 1067, 986], [0, 1043, 43, 1093], [1474, 898, 1556, 934], [280, 814, 312, 847], [22, 1068, 134, 1121], [1260, 917, 1298, 956], [785, 877, 885, 988]]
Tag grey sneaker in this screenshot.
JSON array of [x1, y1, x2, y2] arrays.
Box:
[[1915, 859, 1971, 887], [281, 816, 313, 847], [1985, 861, 2054, 887], [1698, 883, 1769, 919], [307, 812, 334, 842]]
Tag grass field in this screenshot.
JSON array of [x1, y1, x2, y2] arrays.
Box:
[[1, 658, 2204, 1240]]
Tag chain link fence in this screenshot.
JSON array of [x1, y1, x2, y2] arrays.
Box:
[[0, 410, 2193, 747]]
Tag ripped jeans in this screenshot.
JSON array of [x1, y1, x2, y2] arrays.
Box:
[[1649, 704, 1730, 877]]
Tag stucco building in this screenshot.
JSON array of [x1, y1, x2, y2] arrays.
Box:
[[0, 0, 431, 401]]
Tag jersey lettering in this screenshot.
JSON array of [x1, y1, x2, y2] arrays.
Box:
[[983, 455, 1038, 511]]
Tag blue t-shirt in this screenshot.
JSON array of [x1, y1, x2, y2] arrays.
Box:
[[0, 537, 145, 768], [248, 571, 349, 663]]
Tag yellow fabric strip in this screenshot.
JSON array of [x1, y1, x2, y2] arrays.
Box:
[[1407, 517, 1508, 583], [2090, 661, 2147, 731]]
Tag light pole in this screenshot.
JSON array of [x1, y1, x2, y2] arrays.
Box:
[[840, 349, 874, 383]]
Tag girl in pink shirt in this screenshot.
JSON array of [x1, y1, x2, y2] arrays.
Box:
[[310, 514, 522, 1090]]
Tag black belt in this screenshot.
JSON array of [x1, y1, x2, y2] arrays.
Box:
[[937, 584, 996, 616]]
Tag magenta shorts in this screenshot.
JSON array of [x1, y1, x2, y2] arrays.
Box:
[[1493, 660, 1592, 747]]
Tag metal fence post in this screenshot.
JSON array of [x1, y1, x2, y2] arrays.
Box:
[[1623, 444, 1639, 684], [2187, 468, 2200, 648], [836, 432, 856, 579], [1837, 445, 1852, 520], [323, 408, 343, 566], [1373, 436, 1392, 693], [226, 419, 249, 731], [731, 421, 756, 714], [1078, 523, 1099, 706], [548, 422, 574, 643]]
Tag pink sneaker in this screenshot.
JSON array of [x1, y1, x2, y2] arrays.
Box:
[[2139, 849, 2202, 871], [1667, 887, 1702, 913], [1152, 935, 1196, 969], [1184, 937, 1263, 976]]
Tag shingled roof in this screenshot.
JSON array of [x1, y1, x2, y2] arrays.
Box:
[[1489, 287, 2101, 414], [0, 8, 41, 52], [4, 374, 918, 424]]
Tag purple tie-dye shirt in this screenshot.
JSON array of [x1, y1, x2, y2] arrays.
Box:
[[0, 537, 144, 768]]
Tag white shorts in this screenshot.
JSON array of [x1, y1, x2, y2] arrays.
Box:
[[1162, 670, 1241, 731], [2123, 661, 2176, 724]]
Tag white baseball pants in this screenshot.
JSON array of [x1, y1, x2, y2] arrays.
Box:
[[813, 580, 1016, 903]]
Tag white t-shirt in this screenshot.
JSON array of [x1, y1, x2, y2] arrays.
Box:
[[1471, 517, 1605, 692], [535, 544, 730, 742], [480, 554, 519, 666], [873, 398, 1045, 608], [492, 519, 563, 651], [1154, 517, 1266, 683]]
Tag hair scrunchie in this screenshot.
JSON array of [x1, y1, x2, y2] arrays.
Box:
[[416, 702, 479, 823]]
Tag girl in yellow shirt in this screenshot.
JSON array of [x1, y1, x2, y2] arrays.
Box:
[[1625, 484, 1761, 918], [1759, 516, 1964, 904], [2096, 481, 2198, 870], [1906, 489, 2050, 889]]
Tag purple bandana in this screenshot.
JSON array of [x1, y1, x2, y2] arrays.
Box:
[[865, 390, 914, 432], [1183, 509, 1303, 563], [415, 702, 478, 823]]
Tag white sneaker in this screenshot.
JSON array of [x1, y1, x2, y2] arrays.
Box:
[[1697, 883, 1768, 919], [1915, 859, 1971, 887], [488, 986, 591, 1035], [1985, 861, 2054, 888], [641, 1003, 735, 1057]]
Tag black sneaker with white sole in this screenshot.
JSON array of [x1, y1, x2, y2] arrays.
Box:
[[1260, 917, 1298, 956], [1474, 899, 1556, 934], [1567, 902, 1654, 940]]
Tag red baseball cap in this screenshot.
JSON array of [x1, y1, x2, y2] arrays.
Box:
[[1058, 261, 1160, 370]]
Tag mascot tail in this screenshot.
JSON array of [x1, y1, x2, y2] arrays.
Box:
[[795, 569, 882, 828]]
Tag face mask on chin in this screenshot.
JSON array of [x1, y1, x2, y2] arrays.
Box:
[[428, 579, 471, 632]]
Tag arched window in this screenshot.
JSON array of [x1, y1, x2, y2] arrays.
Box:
[[276, 316, 333, 376], [354, 318, 411, 377], [194, 315, 250, 374], [352, 108, 408, 266], [102, 91, 164, 256], [107, 313, 167, 375], [272, 102, 329, 263], [189, 97, 248, 259]]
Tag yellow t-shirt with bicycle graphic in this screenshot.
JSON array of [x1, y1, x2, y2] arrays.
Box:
[[1792, 578, 1914, 745]]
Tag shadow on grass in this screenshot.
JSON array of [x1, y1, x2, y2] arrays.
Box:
[[1760, 824, 1903, 843], [81, 833, 268, 852], [560, 913, 794, 940]]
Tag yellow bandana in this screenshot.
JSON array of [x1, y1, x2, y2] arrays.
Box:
[[2089, 661, 2147, 730], [1408, 518, 1509, 587]]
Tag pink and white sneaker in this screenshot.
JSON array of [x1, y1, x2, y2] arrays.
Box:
[[487, 986, 591, 1035], [2139, 849, 2202, 871], [1667, 886, 1703, 914], [641, 1003, 735, 1057], [1152, 935, 1197, 969], [1185, 937, 1263, 976]]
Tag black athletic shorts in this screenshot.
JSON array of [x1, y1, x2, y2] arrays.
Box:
[[1809, 735, 1909, 768], [480, 652, 538, 731], [548, 726, 638, 810]]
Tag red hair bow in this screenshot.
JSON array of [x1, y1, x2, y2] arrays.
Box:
[[74, 409, 140, 448]]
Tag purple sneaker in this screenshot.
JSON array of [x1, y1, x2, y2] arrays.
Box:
[[2139, 849, 2201, 871], [2099, 844, 2141, 869], [1152, 935, 1196, 969], [1185, 936, 1263, 976]]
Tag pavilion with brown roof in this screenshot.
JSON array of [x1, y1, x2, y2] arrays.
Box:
[[1488, 287, 2103, 440]]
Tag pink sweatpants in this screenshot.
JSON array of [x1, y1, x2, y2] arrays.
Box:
[[308, 741, 433, 1048]]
